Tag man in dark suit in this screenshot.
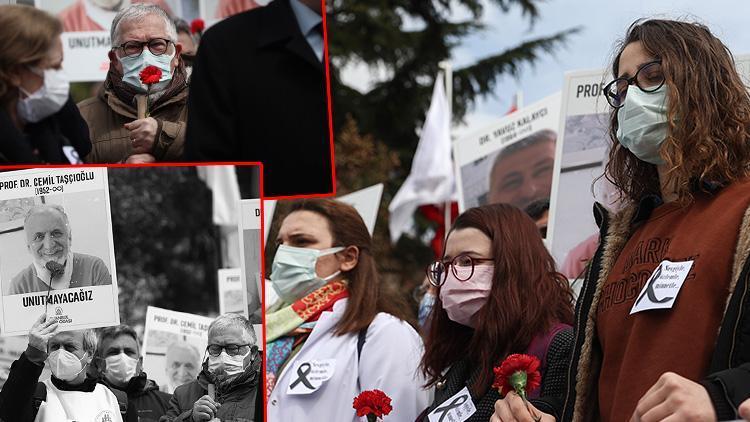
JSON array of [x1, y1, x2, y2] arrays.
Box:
[[185, 0, 333, 198]]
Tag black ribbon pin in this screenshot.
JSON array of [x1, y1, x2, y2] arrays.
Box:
[[433, 394, 469, 422], [289, 362, 315, 390]]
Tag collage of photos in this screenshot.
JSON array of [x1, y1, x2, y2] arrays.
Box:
[[4, 0, 750, 421]]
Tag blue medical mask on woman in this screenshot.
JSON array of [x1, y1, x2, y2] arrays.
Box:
[[270, 245, 345, 303], [616, 85, 669, 165], [119, 49, 175, 91]]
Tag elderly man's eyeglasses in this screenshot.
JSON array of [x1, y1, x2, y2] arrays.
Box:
[[426, 255, 494, 287], [206, 344, 252, 357], [603, 60, 665, 108], [115, 38, 173, 58]]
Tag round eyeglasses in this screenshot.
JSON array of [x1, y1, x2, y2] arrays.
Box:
[[426, 255, 494, 287], [603, 60, 665, 108], [115, 38, 173, 58]]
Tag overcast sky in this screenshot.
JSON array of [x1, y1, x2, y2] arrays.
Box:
[[340, 0, 750, 139]]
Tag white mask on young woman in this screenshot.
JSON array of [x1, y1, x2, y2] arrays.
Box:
[[17, 67, 70, 123]]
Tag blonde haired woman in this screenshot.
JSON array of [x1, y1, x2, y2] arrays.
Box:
[[0, 5, 91, 164]]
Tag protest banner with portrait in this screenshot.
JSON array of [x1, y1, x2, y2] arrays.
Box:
[[453, 92, 561, 217], [238, 199, 262, 324], [199, 0, 266, 26], [141, 306, 212, 394], [547, 69, 610, 279], [218, 267, 245, 315], [0, 167, 119, 336]]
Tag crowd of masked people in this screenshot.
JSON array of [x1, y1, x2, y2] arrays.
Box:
[[0, 0, 331, 197], [263, 18, 750, 422], [0, 312, 262, 422]]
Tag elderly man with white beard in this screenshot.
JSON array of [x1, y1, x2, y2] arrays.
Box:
[[8, 204, 111, 295], [78, 3, 188, 164]]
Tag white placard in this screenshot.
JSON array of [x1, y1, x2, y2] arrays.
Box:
[[263, 200, 276, 243], [238, 199, 262, 323], [453, 92, 561, 214], [141, 306, 212, 394], [0, 167, 119, 336], [547, 69, 611, 278], [218, 268, 245, 315], [337, 184, 384, 235]]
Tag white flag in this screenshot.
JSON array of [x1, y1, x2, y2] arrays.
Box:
[[388, 71, 454, 242]]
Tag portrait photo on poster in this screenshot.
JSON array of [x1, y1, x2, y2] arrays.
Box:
[[141, 305, 212, 395], [453, 92, 561, 239], [0, 167, 119, 336]]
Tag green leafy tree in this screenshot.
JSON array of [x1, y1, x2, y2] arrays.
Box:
[[108, 167, 221, 326], [330, 0, 580, 160]]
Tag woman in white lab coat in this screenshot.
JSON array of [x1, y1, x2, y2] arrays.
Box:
[[266, 198, 430, 421]]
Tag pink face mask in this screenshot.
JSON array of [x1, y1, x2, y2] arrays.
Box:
[[439, 265, 494, 328]]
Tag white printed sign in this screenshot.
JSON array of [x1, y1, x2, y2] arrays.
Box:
[[286, 359, 336, 395], [0, 167, 119, 336], [238, 199, 262, 322], [427, 386, 477, 422], [142, 306, 212, 394], [453, 92, 561, 215], [217, 268, 245, 315], [548, 69, 611, 278], [630, 260, 693, 315]]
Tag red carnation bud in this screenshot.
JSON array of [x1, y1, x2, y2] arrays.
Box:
[[353, 389, 393, 421], [139, 65, 162, 86], [190, 18, 205, 34]]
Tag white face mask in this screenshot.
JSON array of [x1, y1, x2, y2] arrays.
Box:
[[616, 85, 669, 165], [17, 67, 70, 123], [47, 349, 88, 382], [104, 352, 139, 385], [119, 49, 175, 92], [270, 245, 344, 303], [208, 350, 250, 377]]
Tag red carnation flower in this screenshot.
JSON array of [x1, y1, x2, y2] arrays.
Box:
[[190, 18, 205, 34], [353, 389, 392, 421], [492, 353, 541, 398], [139, 65, 162, 85]]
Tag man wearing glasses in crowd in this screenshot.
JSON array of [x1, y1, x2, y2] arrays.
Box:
[[161, 313, 262, 422], [77, 3, 188, 164]]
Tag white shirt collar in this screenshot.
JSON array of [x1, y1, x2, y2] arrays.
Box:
[[288, 0, 322, 37]]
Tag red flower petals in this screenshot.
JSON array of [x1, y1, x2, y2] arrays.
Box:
[[190, 18, 205, 34], [492, 353, 542, 397], [352, 389, 393, 418], [139, 65, 162, 85]]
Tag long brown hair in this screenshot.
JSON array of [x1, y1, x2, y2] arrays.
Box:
[[287, 199, 416, 335], [0, 5, 62, 107], [606, 19, 750, 203], [421, 204, 573, 395]]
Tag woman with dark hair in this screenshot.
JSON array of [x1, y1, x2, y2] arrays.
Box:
[[417, 203, 574, 421], [0, 5, 91, 164], [266, 199, 429, 421], [494, 18, 750, 422]]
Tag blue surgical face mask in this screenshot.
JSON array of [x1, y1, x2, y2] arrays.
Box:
[[616, 85, 669, 165], [270, 245, 344, 303], [119, 49, 175, 92]]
